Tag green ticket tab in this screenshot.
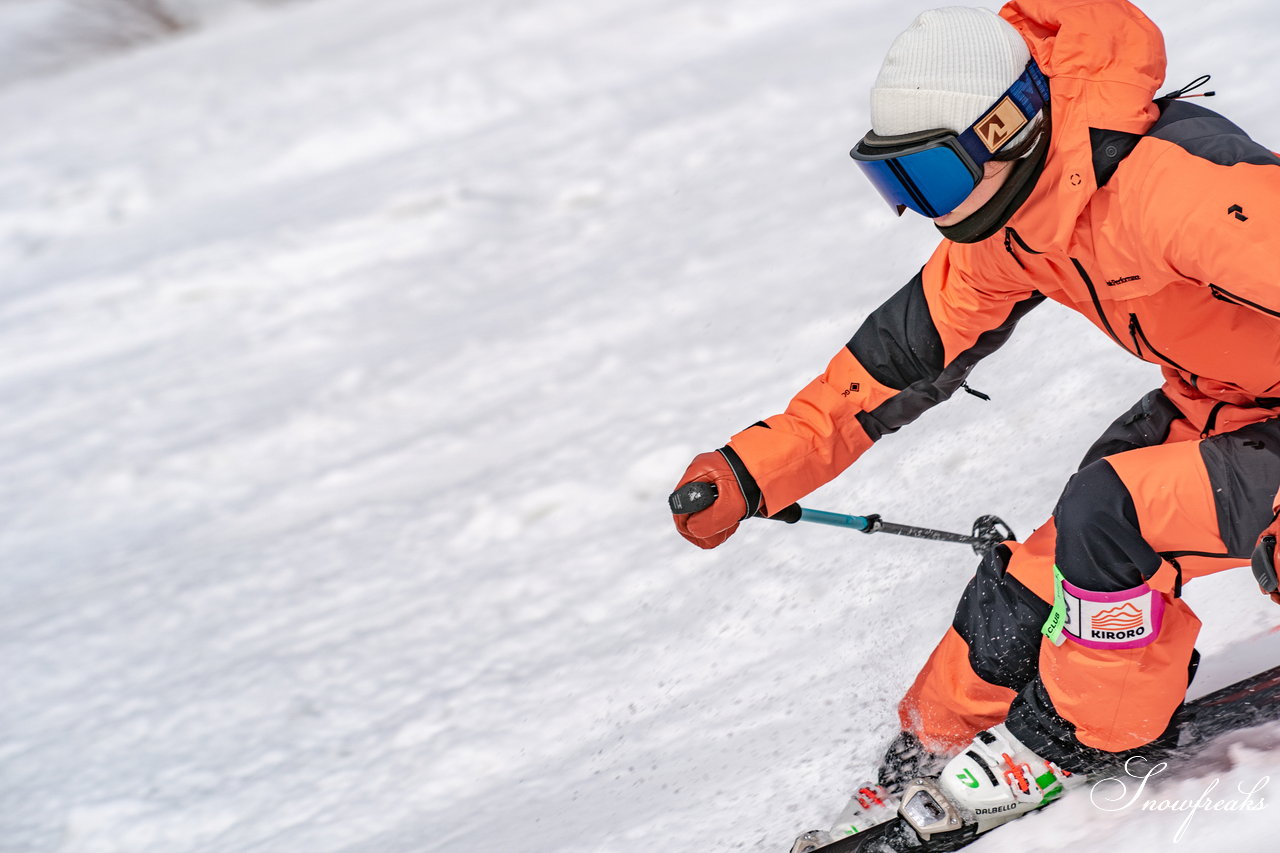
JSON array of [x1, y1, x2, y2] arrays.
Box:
[[1041, 564, 1067, 646]]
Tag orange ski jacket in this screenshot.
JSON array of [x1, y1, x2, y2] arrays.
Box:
[[728, 0, 1280, 515]]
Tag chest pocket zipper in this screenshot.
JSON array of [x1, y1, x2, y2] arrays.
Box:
[[1003, 227, 1042, 271], [1208, 283, 1280, 318]]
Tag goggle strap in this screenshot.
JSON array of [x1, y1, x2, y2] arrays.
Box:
[[956, 61, 1050, 165]]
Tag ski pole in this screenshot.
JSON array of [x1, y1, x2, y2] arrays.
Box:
[[669, 481, 1014, 555]]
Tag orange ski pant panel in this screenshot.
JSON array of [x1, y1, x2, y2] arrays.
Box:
[[898, 627, 1017, 755]]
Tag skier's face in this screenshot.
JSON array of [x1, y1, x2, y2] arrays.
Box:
[[932, 159, 1015, 226]]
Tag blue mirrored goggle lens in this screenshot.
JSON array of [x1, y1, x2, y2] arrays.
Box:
[[855, 145, 979, 218]]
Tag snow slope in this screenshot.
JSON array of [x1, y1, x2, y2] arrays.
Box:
[[0, 1, 1276, 851]]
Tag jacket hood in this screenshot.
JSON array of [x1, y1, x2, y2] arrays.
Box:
[[998, 0, 1166, 251]]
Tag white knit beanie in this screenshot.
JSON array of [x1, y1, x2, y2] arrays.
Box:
[[871, 7, 1031, 137]]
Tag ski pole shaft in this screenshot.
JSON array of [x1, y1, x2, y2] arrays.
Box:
[[668, 481, 1009, 552], [775, 505, 873, 531], [768, 503, 985, 546]]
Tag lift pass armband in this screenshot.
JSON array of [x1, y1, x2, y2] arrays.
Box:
[[1042, 566, 1164, 650]]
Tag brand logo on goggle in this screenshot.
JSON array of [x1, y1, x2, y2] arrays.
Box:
[[974, 96, 1029, 154], [1090, 602, 1145, 631]]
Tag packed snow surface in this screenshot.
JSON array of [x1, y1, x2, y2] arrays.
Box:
[[1, 1, 1277, 851]]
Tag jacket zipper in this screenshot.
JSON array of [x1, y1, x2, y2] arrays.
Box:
[[998, 225, 1039, 268], [1003, 229, 1026, 270], [1159, 547, 1250, 562], [1127, 313, 1192, 372], [1127, 314, 1220, 435], [1208, 283, 1280, 318], [1033, 249, 1194, 375], [1200, 400, 1228, 438], [1071, 258, 1134, 353], [1006, 228, 1042, 256], [1064, 264, 1276, 422], [1130, 312, 1272, 432]]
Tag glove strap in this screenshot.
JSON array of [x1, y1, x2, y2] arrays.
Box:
[[718, 446, 763, 520]]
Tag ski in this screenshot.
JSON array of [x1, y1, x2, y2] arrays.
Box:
[[798, 662, 1280, 852]]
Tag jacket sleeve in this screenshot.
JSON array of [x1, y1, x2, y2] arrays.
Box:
[[727, 239, 1044, 514]]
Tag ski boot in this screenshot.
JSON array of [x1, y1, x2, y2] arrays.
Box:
[[790, 732, 948, 850], [894, 723, 1084, 847]]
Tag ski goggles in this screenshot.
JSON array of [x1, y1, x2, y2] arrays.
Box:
[[851, 60, 1049, 218]]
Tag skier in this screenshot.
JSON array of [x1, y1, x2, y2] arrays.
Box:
[[669, 0, 1280, 848]]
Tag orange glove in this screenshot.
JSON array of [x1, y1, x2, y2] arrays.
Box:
[[1252, 512, 1280, 605], [672, 448, 763, 549]]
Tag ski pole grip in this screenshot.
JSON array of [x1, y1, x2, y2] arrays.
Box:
[[669, 481, 718, 515]]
